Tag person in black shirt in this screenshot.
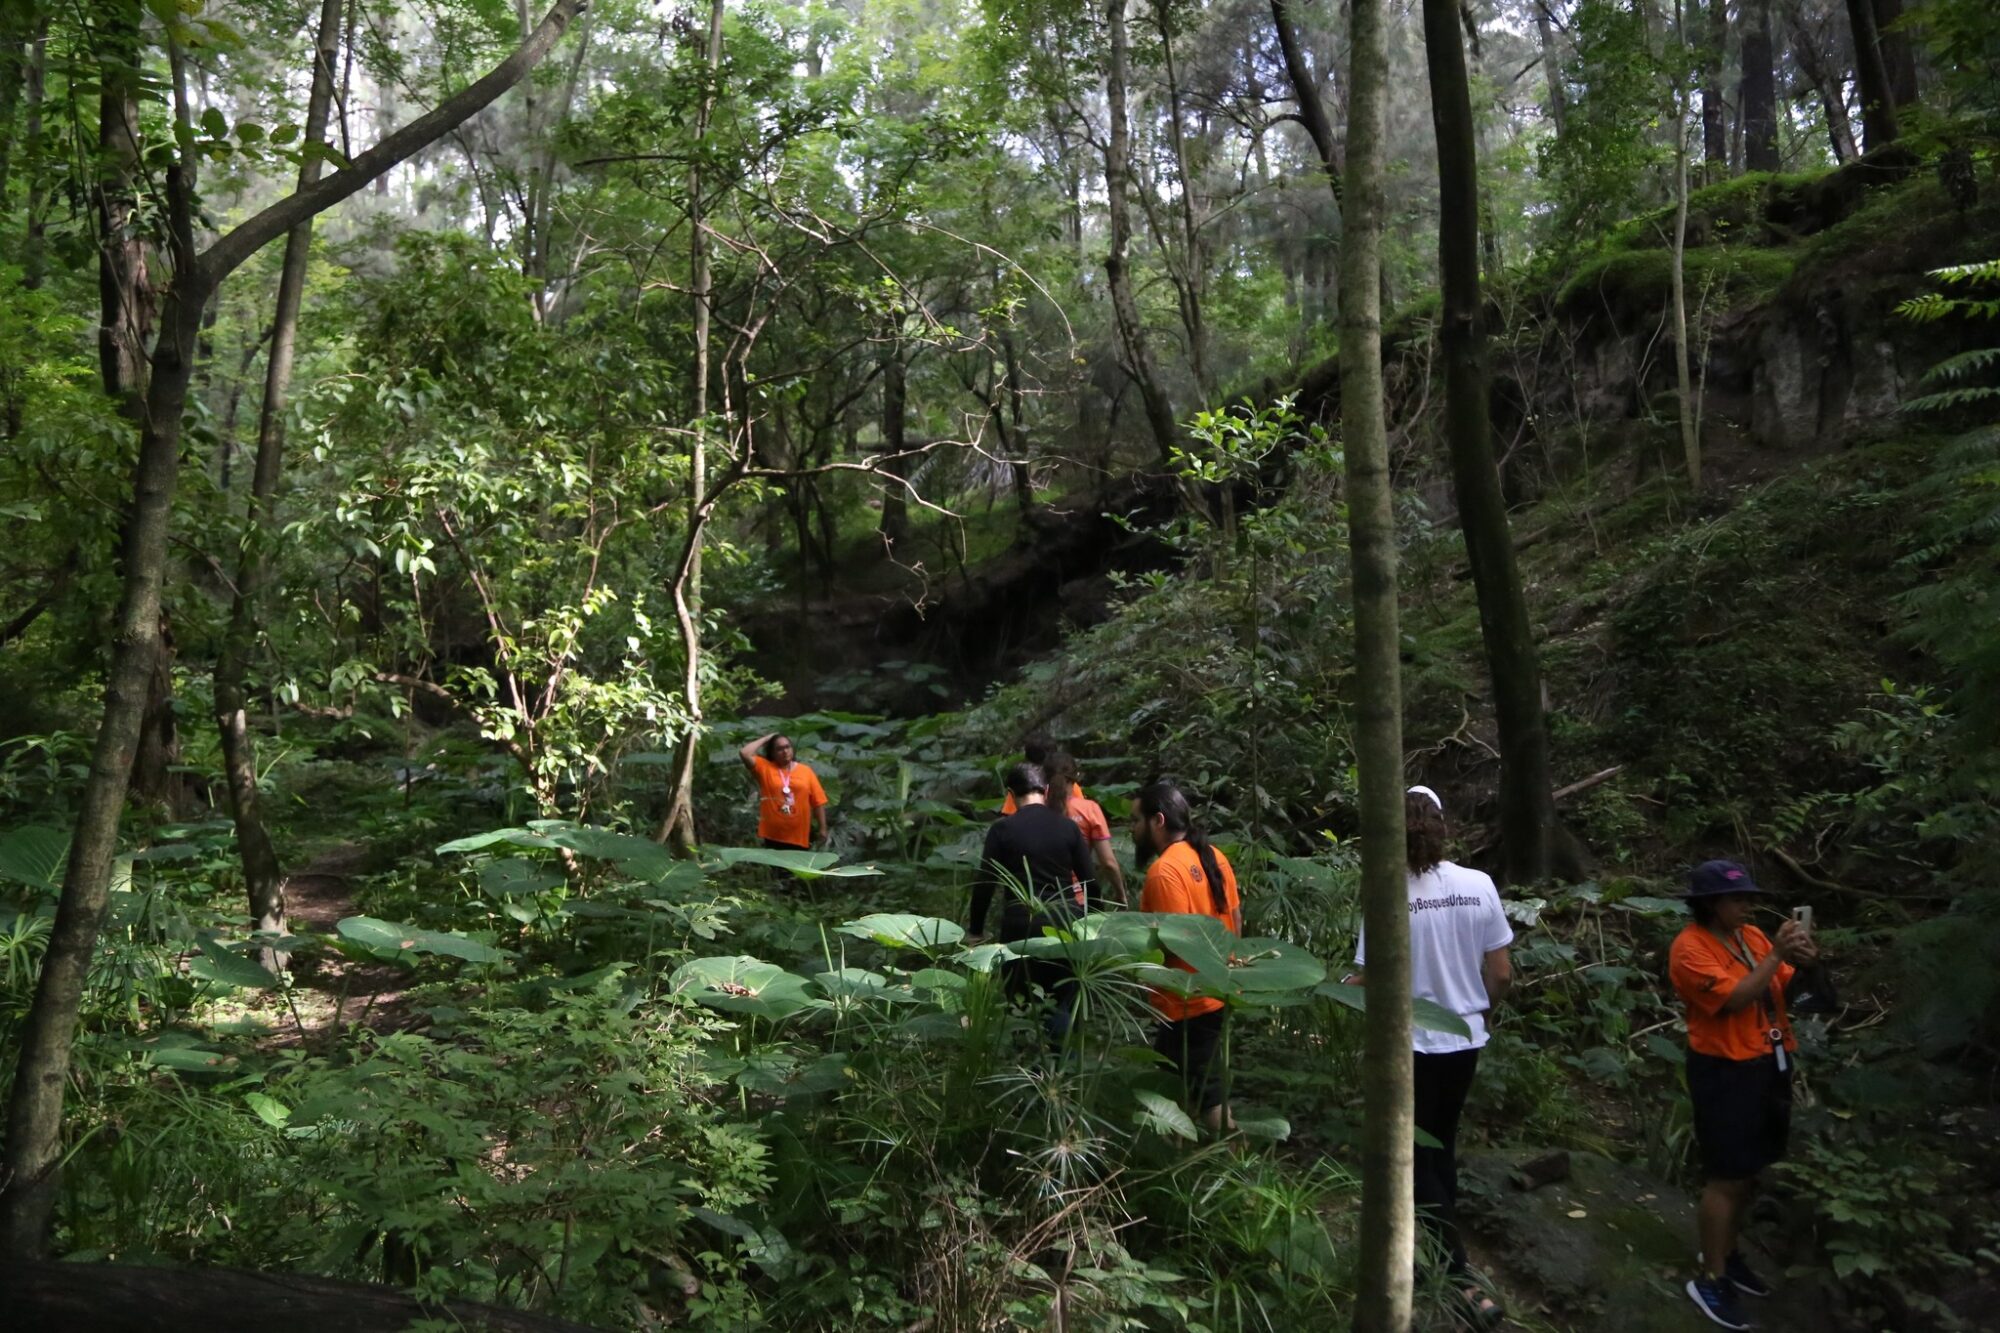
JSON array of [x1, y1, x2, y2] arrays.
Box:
[[969, 762, 1096, 1045]]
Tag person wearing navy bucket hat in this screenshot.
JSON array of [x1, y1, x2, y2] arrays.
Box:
[[1669, 859, 1819, 1330]]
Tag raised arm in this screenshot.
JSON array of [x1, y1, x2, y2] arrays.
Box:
[[738, 733, 776, 772]]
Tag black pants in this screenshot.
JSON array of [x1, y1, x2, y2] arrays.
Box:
[[1153, 1008, 1228, 1113], [1413, 1047, 1480, 1275], [999, 901, 1082, 1046]]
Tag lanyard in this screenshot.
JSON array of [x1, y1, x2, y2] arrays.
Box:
[[1723, 929, 1788, 1071]]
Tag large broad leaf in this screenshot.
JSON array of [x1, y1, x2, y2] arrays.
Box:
[[813, 967, 916, 1004], [1222, 939, 1327, 993], [530, 822, 679, 880], [1313, 982, 1473, 1038], [836, 913, 964, 951], [1614, 895, 1687, 917], [336, 916, 507, 963], [0, 826, 68, 891], [1134, 1089, 1199, 1141], [435, 827, 557, 854], [141, 1042, 238, 1072], [952, 942, 1017, 972], [670, 955, 820, 1018], [1236, 1111, 1292, 1142], [711, 846, 883, 879], [190, 936, 280, 990], [1156, 914, 1235, 979], [478, 859, 565, 897]]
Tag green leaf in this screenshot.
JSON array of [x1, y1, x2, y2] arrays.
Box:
[[0, 826, 68, 891], [835, 913, 965, 950], [143, 1044, 237, 1072], [1156, 914, 1234, 978], [813, 967, 916, 1003], [436, 827, 556, 853], [1614, 895, 1687, 917], [245, 1092, 291, 1128], [670, 955, 820, 1018], [336, 916, 506, 963], [1235, 1111, 1292, 1142], [1312, 982, 1472, 1037], [711, 846, 884, 878], [1222, 938, 1327, 993], [1134, 1089, 1199, 1141], [190, 935, 280, 990], [951, 942, 1017, 972], [477, 859, 564, 897]]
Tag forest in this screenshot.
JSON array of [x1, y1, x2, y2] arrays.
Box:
[[1, 0, 1997, 1328]]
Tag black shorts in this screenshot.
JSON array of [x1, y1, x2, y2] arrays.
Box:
[[761, 837, 809, 852], [1154, 1008, 1228, 1113], [1686, 1050, 1793, 1181]]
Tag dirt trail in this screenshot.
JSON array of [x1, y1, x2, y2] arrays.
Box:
[[258, 845, 416, 1046]]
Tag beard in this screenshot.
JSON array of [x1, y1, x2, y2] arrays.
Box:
[[1132, 824, 1161, 868]]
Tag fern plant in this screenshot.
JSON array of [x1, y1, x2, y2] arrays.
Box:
[[1897, 258, 2000, 414]]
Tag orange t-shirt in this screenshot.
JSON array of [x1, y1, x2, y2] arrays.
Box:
[[1140, 839, 1240, 1021], [1670, 923, 1797, 1061], [750, 756, 826, 848], [1002, 784, 1087, 816], [1061, 796, 1111, 843]]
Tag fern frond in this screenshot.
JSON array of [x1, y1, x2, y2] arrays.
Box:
[[1902, 385, 2000, 414], [1898, 292, 1952, 323], [1932, 258, 2000, 286], [1921, 347, 2000, 383]]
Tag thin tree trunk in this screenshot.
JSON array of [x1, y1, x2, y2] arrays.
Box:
[[1701, 0, 1727, 181], [1002, 328, 1033, 516], [1103, 0, 1180, 468], [1343, 0, 1413, 1323], [1423, 0, 1556, 887], [0, 0, 590, 1256], [1741, 0, 1779, 172], [0, 0, 27, 198], [1270, 0, 1343, 201], [1533, 0, 1568, 135], [1155, 0, 1211, 399], [1844, 0, 1900, 151], [877, 338, 910, 543], [657, 0, 723, 854], [1671, 8, 1701, 493], [215, 0, 343, 955], [19, 16, 46, 288]]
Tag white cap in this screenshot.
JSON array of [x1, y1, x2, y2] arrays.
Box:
[[1407, 785, 1444, 811]]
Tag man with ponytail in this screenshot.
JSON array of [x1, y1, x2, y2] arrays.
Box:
[[1132, 780, 1241, 1132], [1349, 785, 1513, 1326]]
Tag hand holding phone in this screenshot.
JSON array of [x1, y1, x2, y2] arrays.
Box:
[[1792, 905, 1814, 933]]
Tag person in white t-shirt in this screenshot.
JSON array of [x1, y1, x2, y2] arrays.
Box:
[[1349, 785, 1514, 1327]]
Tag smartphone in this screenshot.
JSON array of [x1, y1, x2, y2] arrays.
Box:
[[1792, 905, 1814, 932]]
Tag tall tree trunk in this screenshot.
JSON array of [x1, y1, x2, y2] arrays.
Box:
[[0, 0, 28, 198], [215, 0, 343, 953], [657, 0, 723, 854], [1844, 0, 1900, 151], [1423, 0, 1556, 888], [0, 0, 590, 1257], [1269, 0, 1343, 202], [1155, 0, 1211, 399], [1533, 0, 1568, 135], [19, 15, 46, 289], [1002, 328, 1033, 516], [1872, 0, 1916, 113], [1740, 0, 1779, 172], [95, 2, 151, 419], [1343, 0, 1413, 1324], [1102, 0, 1180, 467], [1700, 0, 1727, 181], [1671, 6, 1702, 492], [877, 337, 910, 543]]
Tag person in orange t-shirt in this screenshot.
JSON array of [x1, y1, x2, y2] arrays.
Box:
[[737, 731, 828, 850], [1133, 780, 1240, 1132], [1669, 859, 1818, 1331], [1047, 750, 1126, 908]]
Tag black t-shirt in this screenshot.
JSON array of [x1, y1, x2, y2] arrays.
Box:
[[970, 803, 1096, 935]]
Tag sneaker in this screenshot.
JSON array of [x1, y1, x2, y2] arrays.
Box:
[[1686, 1274, 1753, 1330], [1725, 1251, 1772, 1299]]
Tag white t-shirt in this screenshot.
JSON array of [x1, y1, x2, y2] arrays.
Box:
[[1354, 860, 1515, 1055]]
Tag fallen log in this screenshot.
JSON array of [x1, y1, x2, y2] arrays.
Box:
[[0, 1260, 603, 1333]]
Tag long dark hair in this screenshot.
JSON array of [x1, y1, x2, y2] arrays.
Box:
[[1047, 750, 1079, 817], [1137, 780, 1226, 914], [1406, 790, 1448, 876]]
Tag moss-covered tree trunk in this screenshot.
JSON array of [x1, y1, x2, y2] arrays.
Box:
[[1844, 0, 1901, 152], [1344, 0, 1414, 1322]]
